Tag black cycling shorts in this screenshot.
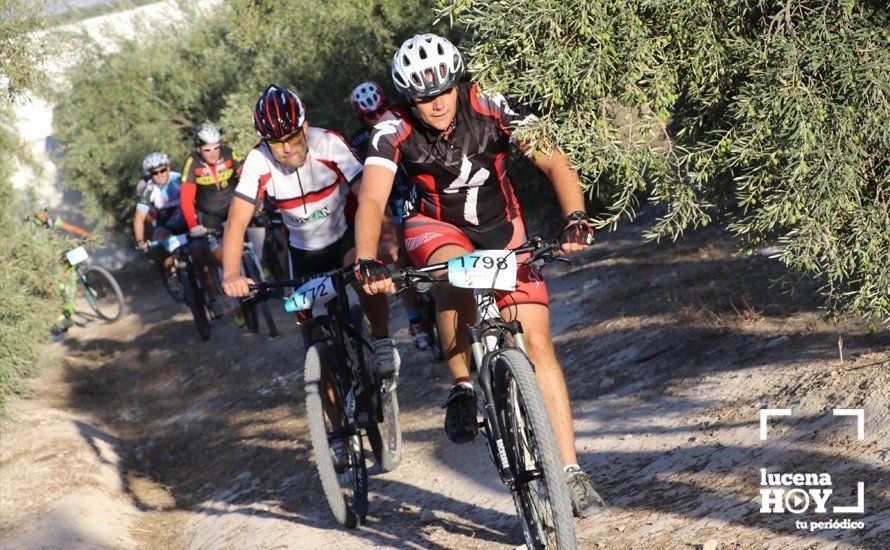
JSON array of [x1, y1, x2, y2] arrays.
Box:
[[288, 230, 356, 280]]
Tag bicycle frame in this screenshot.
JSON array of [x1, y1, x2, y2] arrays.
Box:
[[256, 270, 380, 426], [396, 238, 564, 490], [470, 309, 537, 489], [71, 265, 96, 310], [241, 241, 264, 279]]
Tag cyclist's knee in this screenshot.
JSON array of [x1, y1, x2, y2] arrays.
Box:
[[523, 329, 558, 364]]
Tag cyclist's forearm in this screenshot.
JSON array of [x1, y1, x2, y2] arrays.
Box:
[[536, 148, 586, 216], [355, 198, 386, 260], [60, 221, 93, 239], [133, 210, 147, 241]]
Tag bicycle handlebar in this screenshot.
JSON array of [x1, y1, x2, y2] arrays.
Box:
[[244, 265, 355, 303], [395, 237, 568, 290]]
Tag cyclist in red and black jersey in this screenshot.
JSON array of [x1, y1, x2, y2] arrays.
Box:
[[348, 81, 429, 351], [353, 33, 605, 518], [181, 123, 244, 243], [180, 123, 245, 320]]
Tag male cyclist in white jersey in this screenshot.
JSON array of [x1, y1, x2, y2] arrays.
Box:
[[353, 34, 605, 517], [221, 84, 399, 376], [134, 151, 186, 292]]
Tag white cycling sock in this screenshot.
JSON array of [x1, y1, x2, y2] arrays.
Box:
[[564, 464, 581, 474]]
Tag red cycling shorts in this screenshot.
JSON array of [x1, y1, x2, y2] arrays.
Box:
[[401, 214, 549, 310]]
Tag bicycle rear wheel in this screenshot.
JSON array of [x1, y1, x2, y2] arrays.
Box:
[[304, 341, 368, 528], [492, 348, 576, 550], [81, 266, 125, 321], [181, 262, 210, 341], [350, 305, 402, 472], [365, 381, 402, 472]]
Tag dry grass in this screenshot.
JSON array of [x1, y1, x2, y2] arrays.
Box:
[[669, 293, 765, 329]]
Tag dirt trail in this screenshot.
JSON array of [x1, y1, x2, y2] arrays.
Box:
[[1, 217, 888, 549]]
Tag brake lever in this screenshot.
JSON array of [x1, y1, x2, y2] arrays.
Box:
[[244, 288, 272, 304], [395, 275, 434, 295]]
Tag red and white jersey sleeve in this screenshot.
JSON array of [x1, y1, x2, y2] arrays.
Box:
[[235, 127, 363, 251]]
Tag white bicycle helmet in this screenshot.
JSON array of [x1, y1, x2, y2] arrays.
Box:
[[391, 34, 464, 99], [142, 151, 170, 174], [351, 81, 386, 114], [194, 123, 222, 146]]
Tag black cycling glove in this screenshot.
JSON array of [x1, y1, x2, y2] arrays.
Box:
[[559, 210, 595, 247], [354, 257, 391, 287]]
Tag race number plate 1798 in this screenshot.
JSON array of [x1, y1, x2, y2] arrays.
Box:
[[447, 250, 517, 291]]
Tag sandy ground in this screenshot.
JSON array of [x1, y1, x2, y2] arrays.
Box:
[[1, 217, 888, 549]]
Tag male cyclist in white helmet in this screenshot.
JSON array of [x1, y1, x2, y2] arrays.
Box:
[[134, 152, 186, 248], [353, 33, 605, 517], [134, 152, 186, 292]]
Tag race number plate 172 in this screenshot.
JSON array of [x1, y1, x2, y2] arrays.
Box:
[[285, 276, 336, 312], [447, 250, 517, 291]]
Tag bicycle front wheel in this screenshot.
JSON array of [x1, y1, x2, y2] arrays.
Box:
[[492, 348, 576, 550], [81, 266, 125, 321], [304, 342, 368, 528]]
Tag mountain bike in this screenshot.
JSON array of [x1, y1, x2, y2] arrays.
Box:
[[63, 245, 125, 322], [395, 238, 576, 549], [249, 267, 402, 528], [139, 239, 185, 303], [239, 240, 278, 338], [149, 235, 216, 341], [260, 213, 290, 287]]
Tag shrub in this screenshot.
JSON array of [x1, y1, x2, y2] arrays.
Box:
[[442, 0, 889, 323]]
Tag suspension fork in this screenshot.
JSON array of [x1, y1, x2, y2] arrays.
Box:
[[469, 319, 526, 488]]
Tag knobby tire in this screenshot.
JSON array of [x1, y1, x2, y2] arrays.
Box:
[[493, 348, 576, 550], [304, 342, 367, 528], [82, 265, 125, 321]]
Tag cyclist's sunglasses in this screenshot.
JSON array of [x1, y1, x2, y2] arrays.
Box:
[[200, 144, 221, 153], [265, 129, 305, 149], [150, 166, 169, 176]]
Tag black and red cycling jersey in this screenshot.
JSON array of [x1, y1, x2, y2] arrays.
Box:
[[180, 145, 244, 230], [364, 82, 535, 230]]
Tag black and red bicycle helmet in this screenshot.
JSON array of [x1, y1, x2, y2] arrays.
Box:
[[253, 84, 306, 139]]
